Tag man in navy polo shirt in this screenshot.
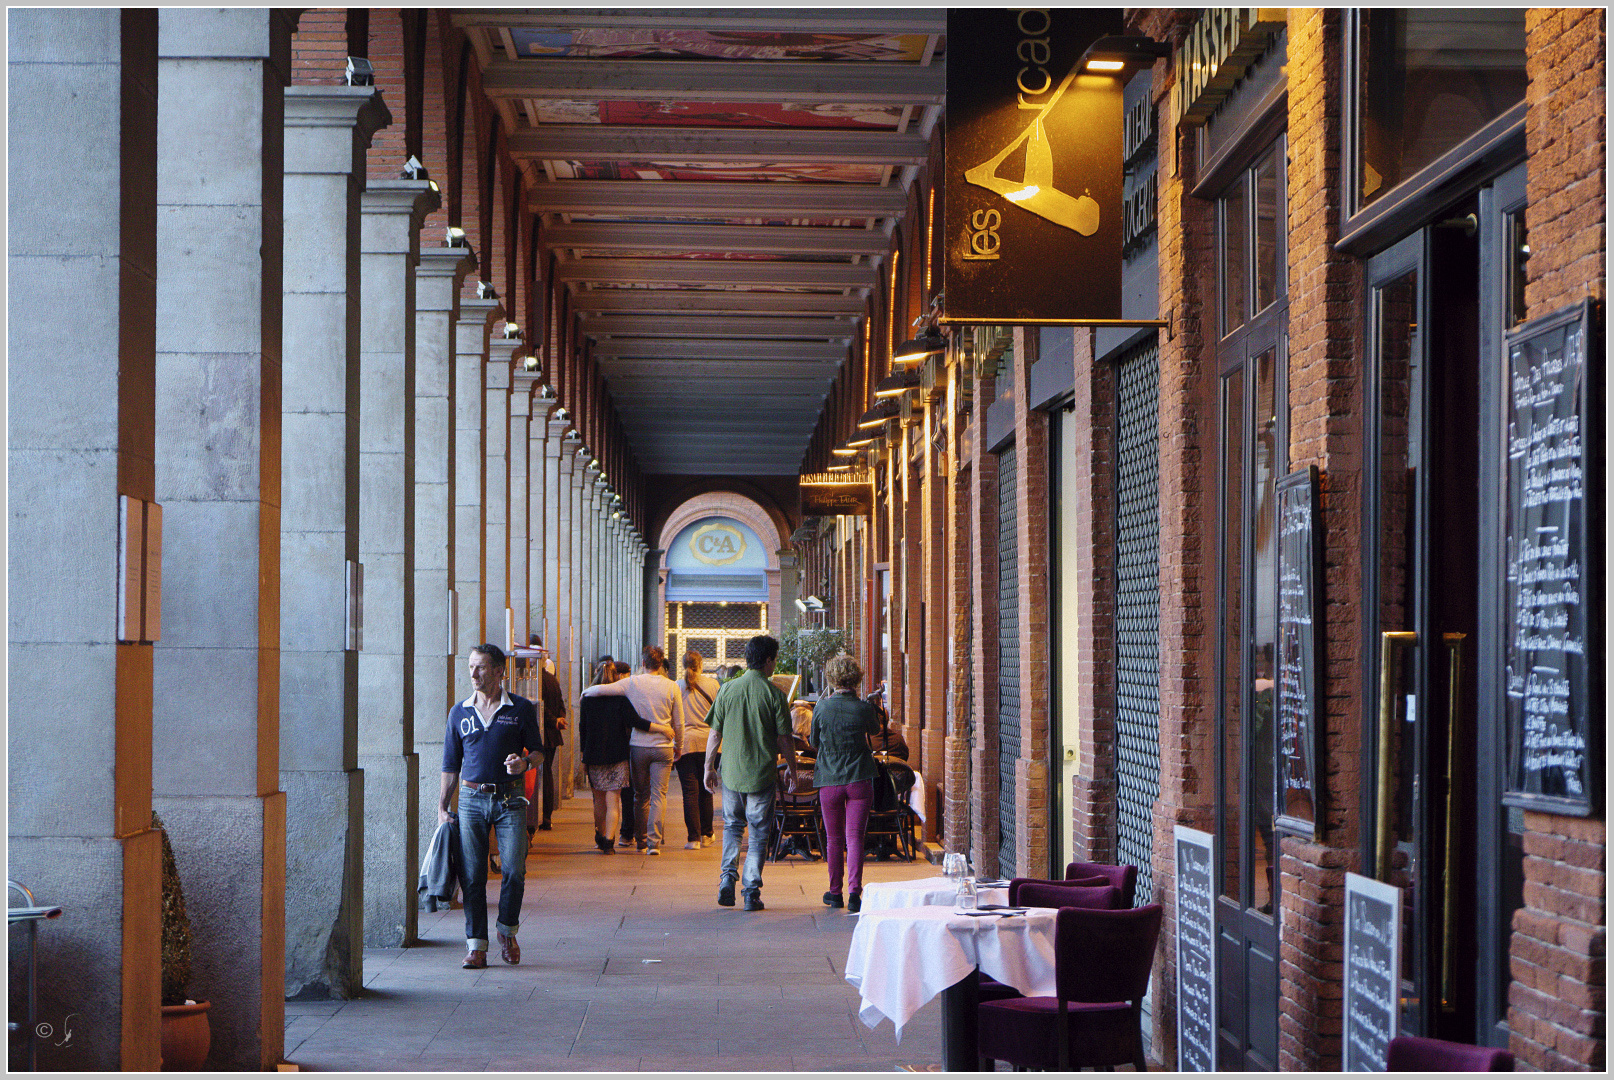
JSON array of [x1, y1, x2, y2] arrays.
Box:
[[439, 643, 545, 969]]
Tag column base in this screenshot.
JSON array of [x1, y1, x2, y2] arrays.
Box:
[[359, 753, 420, 947], [281, 769, 364, 999]]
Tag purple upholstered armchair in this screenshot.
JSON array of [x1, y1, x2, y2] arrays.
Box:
[[1065, 860, 1139, 908], [1387, 1035, 1515, 1071]]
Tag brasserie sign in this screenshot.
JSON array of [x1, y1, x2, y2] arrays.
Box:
[[1173, 9, 1288, 126]]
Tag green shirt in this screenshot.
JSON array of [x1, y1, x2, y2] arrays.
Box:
[[809, 693, 882, 788], [707, 668, 790, 794]]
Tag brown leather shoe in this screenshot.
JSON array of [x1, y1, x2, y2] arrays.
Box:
[[497, 931, 521, 965], [462, 949, 487, 969]]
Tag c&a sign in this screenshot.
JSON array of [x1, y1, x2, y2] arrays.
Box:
[[689, 521, 748, 566], [942, 8, 1126, 325]]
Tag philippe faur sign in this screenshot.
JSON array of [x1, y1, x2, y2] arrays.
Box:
[[942, 8, 1126, 325]]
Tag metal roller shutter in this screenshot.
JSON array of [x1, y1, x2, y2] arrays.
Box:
[[997, 445, 1019, 877]]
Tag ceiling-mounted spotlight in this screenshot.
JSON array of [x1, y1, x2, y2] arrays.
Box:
[[873, 369, 921, 399], [893, 325, 945, 367], [1079, 34, 1171, 74], [856, 399, 901, 430]]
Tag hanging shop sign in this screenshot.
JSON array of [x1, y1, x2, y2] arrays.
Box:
[[801, 470, 874, 517], [1274, 466, 1324, 838], [1174, 826, 1217, 1072], [1501, 299, 1601, 816], [1343, 872, 1402, 1072], [1172, 9, 1288, 126], [941, 8, 1131, 325]]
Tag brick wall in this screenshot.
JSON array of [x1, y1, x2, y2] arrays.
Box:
[[1511, 8, 1606, 1072], [290, 8, 348, 85], [1139, 7, 1215, 1065], [1278, 9, 1369, 1071]]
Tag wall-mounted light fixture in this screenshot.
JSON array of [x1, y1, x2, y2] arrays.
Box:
[[873, 369, 921, 399], [831, 446, 862, 457], [843, 432, 876, 449], [1078, 34, 1171, 74], [344, 56, 374, 87], [893, 325, 945, 367], [856, 399, 901, 430]]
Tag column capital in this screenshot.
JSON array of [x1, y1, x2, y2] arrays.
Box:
[[457, 295, 503, 330], [510, 371, 540, 416], [283, 87, 391, 175], [487, 337, 520, 390], [546, 415, 572, 440], [416, 243, 476, 284], [361, 179, 439, 252]]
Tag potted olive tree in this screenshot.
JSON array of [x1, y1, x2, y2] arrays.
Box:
[[153, 811, 210, 1070]]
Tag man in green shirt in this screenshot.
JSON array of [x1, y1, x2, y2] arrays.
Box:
[[703, 634, 799, 911]]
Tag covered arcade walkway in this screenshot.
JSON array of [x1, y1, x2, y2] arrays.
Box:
[[283, 791, 940, 1072]]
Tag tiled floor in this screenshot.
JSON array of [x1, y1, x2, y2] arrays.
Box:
[[283, 787, 944, 1072]]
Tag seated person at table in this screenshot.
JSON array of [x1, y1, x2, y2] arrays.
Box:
[[811, 653, 883, 913], [869, 717, 909, 760]]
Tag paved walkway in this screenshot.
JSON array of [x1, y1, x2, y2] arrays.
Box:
[[284, 785, 944, 1072]]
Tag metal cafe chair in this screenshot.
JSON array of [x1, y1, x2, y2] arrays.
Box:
[[865, 757, 917, 860], [977, 904, 1164, 1073], [771, 763, 825, 861]]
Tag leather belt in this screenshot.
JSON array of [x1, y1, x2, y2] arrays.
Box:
[[461, 781, 520, 794]]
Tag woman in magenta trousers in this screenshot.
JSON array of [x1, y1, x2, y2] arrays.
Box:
[[810, 654, 884, 913]]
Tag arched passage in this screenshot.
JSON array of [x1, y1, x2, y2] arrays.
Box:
[[655, 491, 790, 670]]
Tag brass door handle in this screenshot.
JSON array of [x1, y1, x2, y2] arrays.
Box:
[[1440, 632, 1466, 1013], [1376, 631, 1417, 882]]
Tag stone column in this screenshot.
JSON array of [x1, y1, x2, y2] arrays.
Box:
[[8, 10, 162, 1069], [412, 242, 475, 862], [541, 413, 568, 655], [152, 9, 294, 1069], [279, 83, 390, 1001], [507, 370, 536, 646], [584, 466, 604, 666], [453, 295, 501, 661], [554, 433, 582, 702], [357, 177, 436, 948], [485, 333, 520, 646]]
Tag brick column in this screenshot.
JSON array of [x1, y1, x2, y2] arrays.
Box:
[[903, 428, 925, 774], [152, 9, 295, 1067], [357, 177, 436, 949], [968, 370, 1001, 877], [7, 10, 162, 1068], [943, 352, 975, 858], [1010, 327, 1053, 878], [921, 384, 948, 840], [1069, 326, 1118, 864], [279, 83, 390, 1001]]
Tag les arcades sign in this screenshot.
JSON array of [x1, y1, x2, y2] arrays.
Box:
[[942, 8, 1128, 325]]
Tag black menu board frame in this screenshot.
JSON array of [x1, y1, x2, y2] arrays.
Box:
[[1274, 466, 1324, 838], [1174, 826, 1217, 1072], [1500, 299, 1602, 817], [1343, 872, 1401, 1071]]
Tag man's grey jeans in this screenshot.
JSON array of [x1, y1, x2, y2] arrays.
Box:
[[720, 785, 776, 898]]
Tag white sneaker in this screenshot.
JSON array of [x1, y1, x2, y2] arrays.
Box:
[[684, 841, 701, 850], [648, 847, 661, 856]]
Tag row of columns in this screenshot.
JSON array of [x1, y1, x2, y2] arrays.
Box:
[[7, 9, 648, 1069]]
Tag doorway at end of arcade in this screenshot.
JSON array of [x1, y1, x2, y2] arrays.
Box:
[[667, 601, 768, 677]]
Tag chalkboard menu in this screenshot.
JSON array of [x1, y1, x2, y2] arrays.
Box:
[[1343, 872, 1401, 1072], [1274, 466, 1323, 838], [1174, 826, 1217, 1072], [1502, 299, 1601, 816]]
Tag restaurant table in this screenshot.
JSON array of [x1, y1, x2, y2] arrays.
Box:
[[844, 904, 1058, 1070], [860, 875, 1011, 911]]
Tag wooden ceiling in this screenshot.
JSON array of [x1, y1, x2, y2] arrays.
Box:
[[454, 8, 945, 475]]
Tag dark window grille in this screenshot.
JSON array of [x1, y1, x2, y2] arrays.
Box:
[[997, 445, 1019, 877], [1114, 340, 1163, 904]]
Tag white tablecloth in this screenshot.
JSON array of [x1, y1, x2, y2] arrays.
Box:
[[844, 905, 1058, 1039], [861, 875, 1010, 911]]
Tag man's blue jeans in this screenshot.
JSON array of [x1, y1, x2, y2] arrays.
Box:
[[720, 785, 776, 899], [457, 782, 528, 950]]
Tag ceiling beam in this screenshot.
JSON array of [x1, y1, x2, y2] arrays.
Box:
[[591, 339, 847, 361], [479, 58, 944, 106], [548, 221, 892, 257], [509, 125, 928, 166], [608, 376, 833, 395], [583, 314, 858, 338], [557, 258, 876, 290], [568, 288, 869, 315], [602, 360, 842, 379], [525, 180, 906, 218], [452, 10, 947, 34]]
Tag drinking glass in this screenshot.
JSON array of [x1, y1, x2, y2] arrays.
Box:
[[942, 852, 966, 883]]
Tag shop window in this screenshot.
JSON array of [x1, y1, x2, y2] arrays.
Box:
[[1354, 9, 1526, 209], [1219, 141, 1287, 340]]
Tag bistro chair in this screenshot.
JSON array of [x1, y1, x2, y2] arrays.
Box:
[[978, 904, 1163, 1072], [771, 763, 825, 861], [865, 758, 918, 860], [978, 881, 1121, 1004], [1386, 1035, 1515, 1072], [1065, 860, 1140, 908]]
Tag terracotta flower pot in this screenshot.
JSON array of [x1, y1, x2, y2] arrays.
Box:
[[159, 1000, 210, 1071]]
